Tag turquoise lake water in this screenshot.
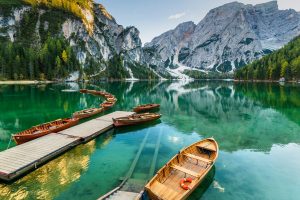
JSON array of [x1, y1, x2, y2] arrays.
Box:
[[0, 81, 299, 200]]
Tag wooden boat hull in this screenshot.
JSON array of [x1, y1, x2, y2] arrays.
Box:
[[100, 101, 115, 109], [98, 92, 107, 96], [79, 89, 88, 93], [104, 94, 114, 98], [107, 98, 117, 102], [73, 108, 104, 119], [12, 118, 79, 145], [113, 113, 161, 127], [145, 138, 218, 200], [13, 130, 51, 145], [88, 90, 99, 95], [133, 104, 160, 112]]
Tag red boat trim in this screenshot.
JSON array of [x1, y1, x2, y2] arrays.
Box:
[[0, 171, 8, 176]]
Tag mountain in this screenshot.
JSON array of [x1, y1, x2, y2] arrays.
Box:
[[145, 1, 300, 76], [0, 0, 159, 81], [235, 35, 300, 81]]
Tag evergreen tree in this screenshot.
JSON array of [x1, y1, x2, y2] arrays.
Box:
[[235, 35, 300, 81]]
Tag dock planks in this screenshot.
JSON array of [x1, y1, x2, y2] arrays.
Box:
[[0, 111, 134, 181]]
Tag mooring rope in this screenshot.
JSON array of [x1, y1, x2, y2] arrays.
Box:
[[6, 135, 13, 150]]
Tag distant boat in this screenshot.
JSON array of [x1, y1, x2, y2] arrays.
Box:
[[104, 94, 114, 98], [145, 138, 218, 200], [13, 118, 79, 145], [73, 107, 104, 119], [87, 90, 99, 95], [106, 97, 117, 102], [79, 89, 88, 93], [100, 101, 115, 109], [96, 91, 108, 96], [133, 104, 160, 113], [113, 113, 161, 127], [279, 77, 285, 82], [61, 89, 77, 92]]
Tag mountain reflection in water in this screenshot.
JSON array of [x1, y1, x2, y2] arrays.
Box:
[[0, 81, 299, 200]]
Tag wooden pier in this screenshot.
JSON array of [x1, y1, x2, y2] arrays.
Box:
[[0, 111, 134, 182]]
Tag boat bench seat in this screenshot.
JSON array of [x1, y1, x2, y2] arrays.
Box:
[[151, 181, 180, 200], [196, 143, 216, 152], [170, 164, 200, 178], [184, 153, 212, 163]]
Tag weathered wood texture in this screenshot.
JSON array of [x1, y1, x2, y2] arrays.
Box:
[[0, 111, 134, 181]]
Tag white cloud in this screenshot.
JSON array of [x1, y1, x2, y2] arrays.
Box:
[[168, 12, 186, 20]]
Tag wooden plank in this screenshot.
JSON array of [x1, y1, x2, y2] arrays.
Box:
[[0, 168, 11, 174], [0, 153, 34, 163], [12, 140, 74, 153], [183, 153, 212, 163], [0, 158, 26, 169], [196, 143, 216, 152], [0, 134, 78, 177], [96, 111, 134, 122], [170, 164, 199, 178], [0, 155, 31, 165], [0, 163, 19, 171], [151, 181, 179, 200], [0, 111, 131, 181], [59, 119, 113, 139]]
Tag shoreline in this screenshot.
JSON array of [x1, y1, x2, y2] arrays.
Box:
[[234, 79, 300, 83], [0, 80, 53, 85], [0, 79, 299, 85]]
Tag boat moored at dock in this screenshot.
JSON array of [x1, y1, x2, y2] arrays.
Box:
[[113, 113, 161, 127], [133, 104, 160, 113], [73, 107, 104, 119], [145, 138, 218, 200], [12, 118, 79, 145]]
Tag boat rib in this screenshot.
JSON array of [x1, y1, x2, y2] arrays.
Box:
[[145, 138, 218, 200]]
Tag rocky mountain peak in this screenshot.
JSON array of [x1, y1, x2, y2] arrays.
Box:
[[144, 1, 300, 74], [254, 1, 278, 13]]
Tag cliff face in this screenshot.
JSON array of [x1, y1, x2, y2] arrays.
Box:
[[1, 1, 299, 80], [145, 1, 300, 74], [0, 1, 157, 80]]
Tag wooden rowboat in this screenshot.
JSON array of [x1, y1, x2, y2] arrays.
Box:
[[87, 90, 99, 95], [72, 107, 104, 119], [145, 138, 218, 200], [107, 97, 117, 102], [113, 113, 161, 127], [79, 89, 88, 93], [133, 104, 160, 112], [12, 118, 79, 145], [104, 94, 114, 98], [100, 101, 115, 109], [97, 91, 107, 96], [100, 92, 109, 96]]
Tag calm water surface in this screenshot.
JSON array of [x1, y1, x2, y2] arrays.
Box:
[[0, 81, 299, 200]]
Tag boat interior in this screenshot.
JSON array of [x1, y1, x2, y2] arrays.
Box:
[[146, 140, 217, 200]]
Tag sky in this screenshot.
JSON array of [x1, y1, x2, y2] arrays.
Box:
[[98, 0, 300, 44]]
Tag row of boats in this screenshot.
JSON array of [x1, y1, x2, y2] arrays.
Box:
[[12, 89, 162, 144], [12, 89, 118, 145], [11, 87, 218, 199], [73, 89, 118, 119]]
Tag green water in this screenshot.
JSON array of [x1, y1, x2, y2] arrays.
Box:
[[0, 81, 300, 200]]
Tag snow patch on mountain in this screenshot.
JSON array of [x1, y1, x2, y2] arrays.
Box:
[[145, 1, 300, 73]]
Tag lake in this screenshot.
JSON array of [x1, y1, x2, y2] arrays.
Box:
[[0, 81, 300, 200]]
